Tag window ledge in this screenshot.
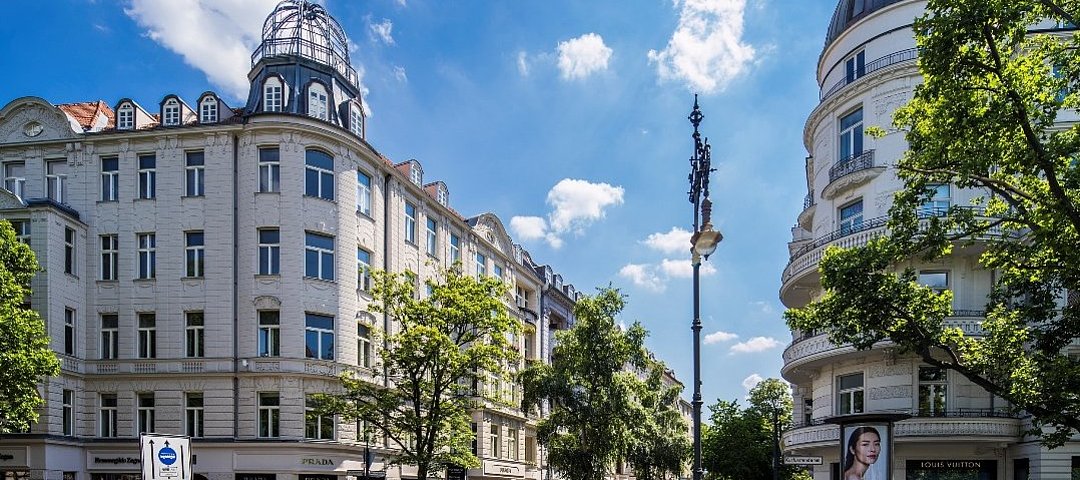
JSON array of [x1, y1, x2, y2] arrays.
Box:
[[302, 194, 337, 204], [304, 276, 337, 285], [133, 278, 157, 283], [96, 200, 119, 204], [134, 197, 156, 202], [356, 210, 374, 220], [255, 191, 281, 196]]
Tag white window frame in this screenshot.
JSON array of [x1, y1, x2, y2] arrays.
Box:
[[64, 308, 76, 356], [185, 392, 204, 438], [426, 218, 438, 257], [117, 103, 134, 130], [845, 50, 866, 83], [920, 184, 951, 217], [839, 108, 864, 162], [138, 233, 156, 279], [489, 424, 501, 459], [11, 220, 29, 244], [305, 232, 335, 281], [185, 231, 205, 278], [137, 393, 156, 434], [508, 427, 519, 461], [357, 248, 372, 291], [476, 253, 487, 278], [259, 147, 280, 193], [837, 372, 864, 415], [99, 394, 118, 437], [264, 78, 283, 112], [918, 270, 950, 294], [305, 313, 335, 361], [839, 199, 863, 235], [357, 321, 372, 368], [163, 99, 181, 126], [305, 150, 335, 201], [185, 311, 205, 358], [47, 159, 68, 204], [4, 162, 25, 198], [258, 392, 280, 438], [199, 97, 218, 123], [350, 103, 364, 137], [101, 156, 118, 201], [436, 184, 448, 206], [305, 395, 335, 440], [451, 234, 461, 264], [258, 311, 280, 357], [918, 366, 948, 416], [405, 202, 417, 244], [64, 227, 76, 275], [259, 228, 280, 275], [308, 83, 329, 120], [356, 170, 372, 216], [185, 151, 205, 197], [137, 313, 157, 359], [100, 314, 118, 360], [138, 154, 156, 199], [494, 264, 503, 281], [409, 161, 422, 186]]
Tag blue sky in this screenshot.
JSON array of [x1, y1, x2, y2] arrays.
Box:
[[0, 0, 835, 406]]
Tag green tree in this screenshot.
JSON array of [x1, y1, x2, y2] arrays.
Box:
[[314, 266, 519, 480], [702, 379, 807, 480], [520, 288, 658, 480], [786, 0, 1080, 446], [0, 219, 59, 433], [625, 364, 691, 480]]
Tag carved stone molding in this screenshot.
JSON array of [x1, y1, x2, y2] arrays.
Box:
[[868, 385, 911, 400], [868, 364, 910, 378]]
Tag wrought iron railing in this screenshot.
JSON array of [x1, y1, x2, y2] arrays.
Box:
[[821, 48, 918, 101], [829, 150, 876, 183], [252, 37, 359, 88], [790, 408, 1019, 429], [803, 192, 815, 210]]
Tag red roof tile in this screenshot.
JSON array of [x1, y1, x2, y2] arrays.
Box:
[[56, 100, 114, 131]]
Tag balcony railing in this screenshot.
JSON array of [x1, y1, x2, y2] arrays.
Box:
[[252, 37, 359, 89], [821, 48, 918, 101], [828, 150, 876, 183], [803, 192, 815, 210]]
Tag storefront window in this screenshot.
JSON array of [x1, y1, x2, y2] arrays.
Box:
[[905, 459, 997, 479]]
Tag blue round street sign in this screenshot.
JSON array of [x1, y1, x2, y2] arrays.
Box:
[[158, 446, 177, 465]]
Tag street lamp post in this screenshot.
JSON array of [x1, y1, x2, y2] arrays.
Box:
[[688, 95, 722, 480]]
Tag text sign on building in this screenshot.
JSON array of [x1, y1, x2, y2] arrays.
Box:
[[783, 456, 823, 465], [140, 434, 191, 480]]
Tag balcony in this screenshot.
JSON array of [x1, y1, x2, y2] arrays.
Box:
[[784, 409, 1021, 451], [820, 48, 918, 101], [828, 150, 877, 184]]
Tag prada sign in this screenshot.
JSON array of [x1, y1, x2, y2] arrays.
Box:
[[482, 461, 523, 478]]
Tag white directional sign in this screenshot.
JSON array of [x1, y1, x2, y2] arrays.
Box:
[[141, 434, 192, 480], [783, 456, 823, 465]]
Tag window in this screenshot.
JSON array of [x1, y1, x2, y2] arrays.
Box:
[[100, 314, 118, 360], [305, 150, 335, 200], [508, 428, 519, 461], [259, 229, 280, 275], [259, 147, 280, 193], [918, 271, 949, 294], [357, 248, 372, 291], [99, 394, 117, 437], [839, 200, 863, 235], [804, 398, 813, 426], [489, 424, 501, 458], [200, 97, 217, 123], [305, 232, 335, 281], [919, 367, 948, 416], [137, 393, 155, 433], [64, 308, 76, 356], [426, 218, 438, 256], [138, 233, 156, 279], [306, 313, 335, 360], [185, 151, 205, 197], [409, 162, 422, 186], [357, 322, 371, 368], [258, 311, 280, 357], [839, 108, 864, 162], [101, 156, 118, 201], [451, 234, 461, 264], [525, 436, 536, 463], [11, 220, 29, 244], [404, 202, 417, 244], [920, 184, 951, 217], [308, 83, 329, 120], [185, 393, 204, 438], [516, 287, 528, 309], [494, 264, 503, 280], [476, 253, 487, 278], [264, 78, 283, 112], [356, 171, 372, 215], [186, 312, 204, 358], [258, 392, 280, 438], [185, 231, 205, 277], [305, 395, 334, 440], [163, 99, 180, 126], [837, 373, 864, 415], [4, 162, 25, 198], [62, 389, 74, 436], [349, 103, 364, 137], [138, 154, 156, 199], [845, 51, 866, 83], [47, 159, 68, 203], [436, 184, 448, 206], [118, 103, 134, 130], [471, 422, 478, 455], [65, 227, 76, 275], [138, 313, 157, 359]]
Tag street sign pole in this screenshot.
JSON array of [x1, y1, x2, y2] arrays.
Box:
[[141, 433, 192, 480]]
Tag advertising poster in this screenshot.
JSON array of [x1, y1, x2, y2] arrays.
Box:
[[841, 424, 889, 480]]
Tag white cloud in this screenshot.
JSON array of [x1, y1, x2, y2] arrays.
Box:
[[125, 0, 282, 101], [510, 216, 547, 241], [703, 330, 738, 344], [618, 264, 665, 293], [393, 65, 408, 82], [547, 178, 624, 234], [370, 18, 395, 45], [659, 258, 717, 279], [643, 227, 692, 255], [557, 33, 613, 80], [742, 373, 764, 391], [730, 336, 781, 354], [752, 300, 775, 315], [517, 51, 530, 76], [395, 0, 407, 6], [647, 0, 756, 94]]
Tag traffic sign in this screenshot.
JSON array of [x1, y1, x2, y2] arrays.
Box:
[[783, 456, 823, 465], [141, 434, 192, 480]]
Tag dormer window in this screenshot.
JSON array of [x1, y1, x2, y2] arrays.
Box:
[[163, 99, 181, 126], [200, 97, 218, 123], [264, 77, 283, 112], [308, 83, 328, 120], [349, 103, 364, 137], [409, 161, 422, 186], [118, 104, 134, 130], [436, 184, 448, 206]]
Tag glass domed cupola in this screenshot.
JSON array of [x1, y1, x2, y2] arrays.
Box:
[[246, 0, 366, 137]]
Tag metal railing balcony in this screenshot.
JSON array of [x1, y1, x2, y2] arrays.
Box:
[[828, 150, 876, 183], [821, 48, 918, 101]]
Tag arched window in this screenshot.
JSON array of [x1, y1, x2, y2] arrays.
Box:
[[199, 96, 218, 123], [409, 160, 423, 186], [163, 98, 181, 126], [118, 103, 134, 130], [349, 102, 364, 137], [308, 83, 328, 120], [264, 77, 283, 112]]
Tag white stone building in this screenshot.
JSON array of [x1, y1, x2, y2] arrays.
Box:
[[780, 1, 1080, 479]]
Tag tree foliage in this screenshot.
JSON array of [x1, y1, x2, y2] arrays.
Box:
[[314, 266, 519, 480], [702, 379, 808, 480], [520, 288, 688, 480], [0, 219, 59, 433], [786, 0, 1080, 446]]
